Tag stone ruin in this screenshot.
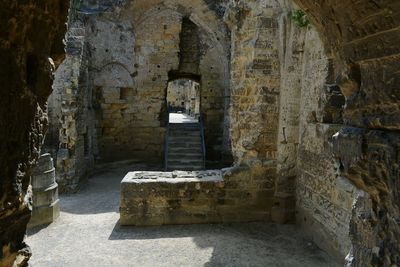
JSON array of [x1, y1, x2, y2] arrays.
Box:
[[0, 0, 399, 266], [28, 154, 60, 228]]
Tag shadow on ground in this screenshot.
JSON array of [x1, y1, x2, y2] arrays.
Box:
[[60, 162, 161, 215], [27, 162, 341, 267], [109, 222, 340, 267]]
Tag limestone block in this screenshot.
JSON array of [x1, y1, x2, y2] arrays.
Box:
[[120, 170, 224, 226]]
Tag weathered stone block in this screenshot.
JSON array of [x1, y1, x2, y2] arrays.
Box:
[[120, 167, 274, 226], [29, 154, 60, 228], [120, 170, 224, 226]]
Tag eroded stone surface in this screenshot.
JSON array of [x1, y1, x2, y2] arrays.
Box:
[[50, 0, 232, 193], [292, 0, 400, 265], [120, 166, 277, 225], [0, 0, 68, 265], [16, 0, 399, 266], [28, 154, 60, 228], [120, 170, 224, 225], [123, 170, 223, 183]]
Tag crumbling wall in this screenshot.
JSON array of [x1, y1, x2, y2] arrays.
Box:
[[21, 0, 399, 265], [292, 0, 400, 265], [273, 6, 306, 224], [88, 6, 178, 162], [52, 23, 96, 192], [0, 0, 68, 265], [125, 0, 230, 162], [167, 80, 190, 110], [167, 79, 200, 116], [226, 0, 354, 263], [51, 0, 231, 179], [224, 0, 289, 226], [226, 0, 399, 265], [276, 24, 353, 260], [226, 0, 281, 166]]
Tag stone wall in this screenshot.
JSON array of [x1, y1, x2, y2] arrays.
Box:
[[30, 0, 400, 265], [273, 5, 306, 224], [89, 9, 165, 163], [0, 0, 68, 265], [51, 23, 96, 192], [224, 1, 285, 229], [167, 79, 200, 117], [225, 0, 400, 265], [225, 0, 355, 262], [226, 0, 281, 165], [292, 0, 400, 265], [290, 28, 353, 260], [1, 0, 399, 266], [89, 0, 231, 163], [167, 80, 190, 110], [51, 0, 232, 191]]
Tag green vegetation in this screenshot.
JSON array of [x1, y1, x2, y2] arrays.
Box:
[[291, 10, 310, 28]]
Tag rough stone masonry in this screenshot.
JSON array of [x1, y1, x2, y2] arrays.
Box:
[[48, 0, 400, 266], [0, 0, 399, 266], [0, 0, 68, 265]]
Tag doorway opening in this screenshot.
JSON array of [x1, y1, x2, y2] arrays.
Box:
[[165, 78, 205, 171], [167, 79, 201, 124]]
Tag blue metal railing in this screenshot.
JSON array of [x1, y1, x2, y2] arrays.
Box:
[[199, 115, 206, 169], [164, 112, 170, 171]]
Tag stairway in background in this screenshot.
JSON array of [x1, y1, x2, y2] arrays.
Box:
[[166, 122, 205, 171]]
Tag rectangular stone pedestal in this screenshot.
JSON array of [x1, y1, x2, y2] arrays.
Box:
[[120, 170, 224, 226]]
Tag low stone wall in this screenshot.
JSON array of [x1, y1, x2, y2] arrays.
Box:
[[120, 170, 224, 225], [120, 166, 274, 225]]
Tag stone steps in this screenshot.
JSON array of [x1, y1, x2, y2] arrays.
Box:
[[169, 142, 202, 147], [170, 129, 200, 134], [169, 123, 199, 130], [168, 158, 204, 165], [168, 153, 203, 160], [166, 122, 204, 171], [170, 133, 201, 137], [170, 138, 200, 142], [169, 147, 203, 153]]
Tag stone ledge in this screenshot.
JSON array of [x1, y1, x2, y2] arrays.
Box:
[[120, 170, 225, 226], [120, 168, 272, 226], [121, 170, 224, 184]]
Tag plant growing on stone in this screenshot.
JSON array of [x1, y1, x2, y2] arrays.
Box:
[[291, 9, 310, 27]]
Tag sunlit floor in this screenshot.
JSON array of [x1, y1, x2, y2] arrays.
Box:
[[169, 112, 198, 123], [27, 162, 340, 267]]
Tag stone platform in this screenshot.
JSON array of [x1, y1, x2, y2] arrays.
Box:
[[120, 170, 224, 225], [120, 166, 275, 226]]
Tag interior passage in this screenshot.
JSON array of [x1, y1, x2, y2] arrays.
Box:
[[27, 163, 339, 267], [169, 112, 198, 124]]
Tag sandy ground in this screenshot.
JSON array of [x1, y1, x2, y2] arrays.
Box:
[[27, 164, 340, 267]]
